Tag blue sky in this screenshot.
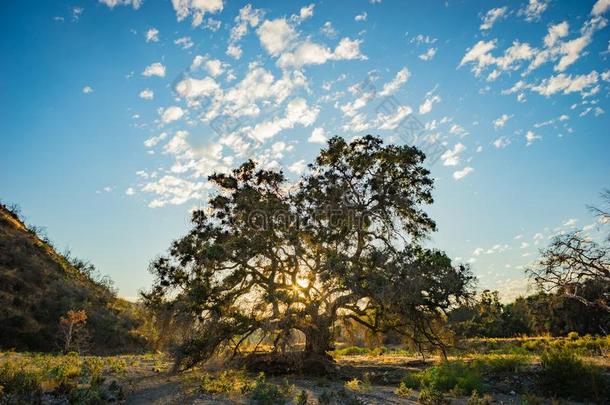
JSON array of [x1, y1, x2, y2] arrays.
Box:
[[1, 0, 609, 300]]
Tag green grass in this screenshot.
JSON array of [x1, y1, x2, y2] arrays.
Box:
[[400, 360, 483, 396], [539, 348, 608, 401]]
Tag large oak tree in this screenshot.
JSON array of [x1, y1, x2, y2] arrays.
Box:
[[143, 135, 474, 371]]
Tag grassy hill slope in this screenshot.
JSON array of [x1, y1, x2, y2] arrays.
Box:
[[0, 203, 146, 354]]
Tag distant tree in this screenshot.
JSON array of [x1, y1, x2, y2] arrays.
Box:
[[58, 309, 89, 353], [528, 191, 610, 315], [143, 135, 474, 371]]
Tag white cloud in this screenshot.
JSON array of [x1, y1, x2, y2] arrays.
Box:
[[453, 166, 474, 180], [493, 137, 510, 149], [308, 127, 327, 144], [333, 37, 366, 60], [226, 44, 242, 59], [320, 21, 336, 37], [592, 0, 610, 15], [142, 62, 166, 77], [379, 67, 410, 96], [441, 143, 466, 166], [480, 7, 507, 30], [171, 0, 224, 27], [418, 47, 437, 61], [530, 71, 599, 96], [419, 95, 441, 115], [564, 218, 578, 226], [458, 40, 496, 75], [519, 0, 548, 22], [145, 28, 159, 42], [98, 0, 142, 9], [139, 89, 154, 100], [175, 77, 220, 99], [257, 18, 297, 56], [125, 187, 135, 196], [205, 59, 224, 76], [160, 106, 185, 123], [525, 130, 541, 145], [493, 114, 513, 129], [143, 175, 205, 208], [174, 36, 194, 49], [277, 37, 366, 68], [376, 105, 413, 130], [544, 21, 569, 47], [82, 86, 93, 94], [227, 4, 263, 59], [355, 12, 367, 22], [245, 98, 319, 142], [293, 4, 315, 23], [288, 159, 307, 174], [144, 132, 168, 148]]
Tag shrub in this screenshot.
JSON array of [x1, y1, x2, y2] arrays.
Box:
[[394, 381, 413, 397], [539, 348, 608, 400], [418, 361, 483, 395], [200, 369, 256, 395], [567, 331, 579, 341], [249, 374, 292, 405], [467, 390, 492, 405], [0, 361, 43, 398], [472, 354, 529, 373], [418, 387, 448, 405], [332, 346, 371, 356], [400, 371, 423, 389], [294, 389, 308, 405]]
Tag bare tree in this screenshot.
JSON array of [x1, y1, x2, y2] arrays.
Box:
[[528, 190, 610, 314]]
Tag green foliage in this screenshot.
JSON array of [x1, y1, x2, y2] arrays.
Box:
[[471, 354, 529, 373], [144, 136, 475, 370], [249, 374, 293, 405], [401, 361, 483, 395], [294, 389, 308, 405], [200, 369, 256, 395], [539, 348, 608, 400], [418, 387, 448, 405], [344, 375, 371, 392], [467, 390, 492, 405], [449, 287, 610, 339], [394, 381, 413, 397], [0, 352, 143, 403]]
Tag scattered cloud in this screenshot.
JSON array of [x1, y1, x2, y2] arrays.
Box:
[[355, 12, 368, 22], [142, 62, 166, 77], [453, 166, 474, 180], [160, 106, 185, 123], [145, 28, 159, 42], [419, 47, 437, 61], [82, 86, 93, 94], [480, 7, 507, 30], [308, 127, 327, 144], [171, 0, 224, 27], [139, 89, 154, 100]]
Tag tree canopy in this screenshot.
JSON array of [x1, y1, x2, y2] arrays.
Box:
[[143, 135, 475, 371]]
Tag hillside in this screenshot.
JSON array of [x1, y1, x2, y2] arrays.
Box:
[[0, 204, 146, 354]]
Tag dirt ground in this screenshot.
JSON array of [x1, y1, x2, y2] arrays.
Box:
[[120, 355, 536, 405]]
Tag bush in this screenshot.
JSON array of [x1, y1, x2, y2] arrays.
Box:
[[472, 354, 529, 373], [394, 381, 413, 397], [0, 361, 43, 398], [200, 369, 256, 395], [418, 387, 448, 405], [249, 374, 292, 405], [539, 348, 608, 400], [419, 361, 483, 395], [467, 390, 492, 405]]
